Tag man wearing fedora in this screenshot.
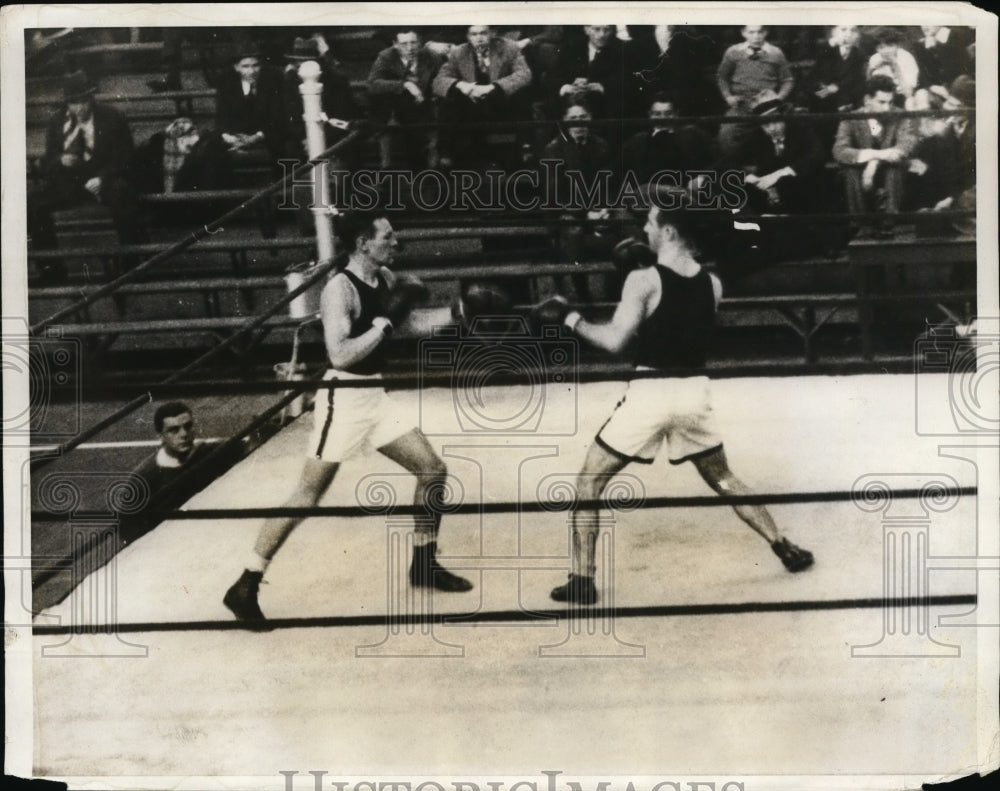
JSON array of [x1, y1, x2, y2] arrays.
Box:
[[945, 74, 976, 208], [723, 90, 825, 215], [27, 70, 145, 285], [716, 26, 795, 156], [368, 28, 444, 169], [905, 74, 976, 235], [214, 40, 285, 163]]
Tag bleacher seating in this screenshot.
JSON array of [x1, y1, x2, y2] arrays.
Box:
[[23, 26, 978, 373]]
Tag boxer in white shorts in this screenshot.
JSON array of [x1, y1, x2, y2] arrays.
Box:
[[595, 373, 721, 466], [308, 368, 416, 463], [224, 210, 472, 625], [532, 195, 814, 605]]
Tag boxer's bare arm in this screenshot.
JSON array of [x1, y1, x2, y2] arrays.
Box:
[[574, 267, 657, 354], [322, 275, 387, 370]]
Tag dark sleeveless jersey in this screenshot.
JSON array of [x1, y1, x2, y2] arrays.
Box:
[[337, 268, 390, 375], [633, 265, 716, 372]]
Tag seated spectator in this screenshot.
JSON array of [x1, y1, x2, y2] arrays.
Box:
[[630, 25, 724, 119], [128, 117, 234, 194], [833, 75, 917, 236], [432, 25, 532, 169], [215, 40, 285, 163], [550, 25, 633, 139], [904, 91, 964, 216], [806, 25, 866, 146], [131, 402, 214, 507], [368, 28, 443, 168], [621, 93, 714, 185], [32, 401, 248, 612], [726, 90, 825, 215], [716, 25, 794, 155], [913, 26, 971, 101], [27, 70, 146, 285], [943, 75, 975, 235], [866, 27, 920, 107], [125, 117, 235, 230], [124, 401, 259, 543], [542, 98, 616, 302]]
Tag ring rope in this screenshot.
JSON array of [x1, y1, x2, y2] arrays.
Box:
[[29, 387, 305, 590], [47, 358, 947, 403], [363, 106, 975, 134], [30, 260, 336, 470], [31, 594, 978, 636], [29, 127, 365, 336], [31, 260, 977, 469], [30, 485, 977, 523], [383, 210, 975, 228], [38, 318, 979, 405]]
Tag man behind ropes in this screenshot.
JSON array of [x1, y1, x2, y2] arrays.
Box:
[[27, 69, 145, 285], [432, 24, 532, 168], [223, 210, 473, 626], [214, 40, 285, 160], [530, 190, 815, 605], [716, 25, 794, 155], [367, 28, 443, 169], [833, 74, 917, 236]]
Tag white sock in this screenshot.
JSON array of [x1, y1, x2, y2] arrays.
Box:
[[245, 552, 269, 574]]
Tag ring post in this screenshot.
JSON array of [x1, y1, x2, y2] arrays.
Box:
[[298, 60, 335, 264]]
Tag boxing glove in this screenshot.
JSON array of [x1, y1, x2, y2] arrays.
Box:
[[454, 282, 513, 330], [611, 238, 656, 280], [529, 295, 576, 335], [381, 276, 429, 328]]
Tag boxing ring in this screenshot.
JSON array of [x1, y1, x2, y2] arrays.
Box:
[[16, 63, 996, 788], [27, 371, 989, 778]]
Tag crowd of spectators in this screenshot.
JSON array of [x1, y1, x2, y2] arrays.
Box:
[[27, 24, 977, 285]]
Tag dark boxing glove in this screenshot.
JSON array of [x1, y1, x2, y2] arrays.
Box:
[[529, 295, 579, 335], [453, 281, 513, 330], [381, 275, 429, 329], [611, 238, 656, 281]]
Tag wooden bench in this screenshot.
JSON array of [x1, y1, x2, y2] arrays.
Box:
[[42, 188, 281, 247], [848, 232, 976, 359], [68, 42, 164, 56], [42, 285, 972, 367], [25, 81, 371, 129], [29, 222, 556, 273]]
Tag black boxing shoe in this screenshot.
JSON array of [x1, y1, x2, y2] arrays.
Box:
[[772, 537, 814, 572], [409, 542, 474, 592], [223, 569, 272, 629], [550, 573, 598, 605]]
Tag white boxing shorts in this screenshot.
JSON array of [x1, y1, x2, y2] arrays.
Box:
[[308, 369, 417, 463], [595, 373, 723, 465]]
